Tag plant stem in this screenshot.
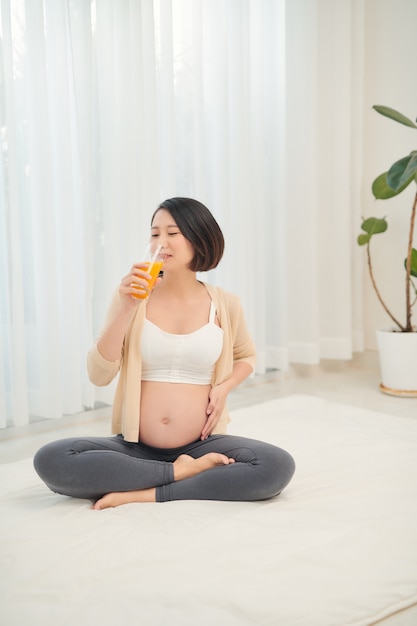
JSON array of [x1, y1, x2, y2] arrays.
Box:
[[405, 191, 417, 331], [366, 243, 405, 331]]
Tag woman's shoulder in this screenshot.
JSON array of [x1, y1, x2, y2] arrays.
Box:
[[202, 283, 241, 309]]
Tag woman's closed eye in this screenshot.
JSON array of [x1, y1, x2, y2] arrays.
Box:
[[151, 231, 180, 238]]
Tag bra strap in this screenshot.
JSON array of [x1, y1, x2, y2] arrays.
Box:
[[209, 300, 216, 323]]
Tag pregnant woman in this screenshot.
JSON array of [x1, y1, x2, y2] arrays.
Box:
[[34, 197, 295, 509]]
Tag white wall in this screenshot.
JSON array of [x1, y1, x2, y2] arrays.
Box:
[[362, 0, 417, 349]]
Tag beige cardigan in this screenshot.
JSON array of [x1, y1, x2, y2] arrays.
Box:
[[87, 283, 256, 442]]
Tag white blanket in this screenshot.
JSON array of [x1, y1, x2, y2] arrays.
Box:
[[1, 395, 417, 626]]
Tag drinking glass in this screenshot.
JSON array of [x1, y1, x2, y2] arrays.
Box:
[[132, 243, 164, 299]]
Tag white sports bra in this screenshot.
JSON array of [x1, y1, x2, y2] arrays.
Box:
[[141, 301, 224, 385]]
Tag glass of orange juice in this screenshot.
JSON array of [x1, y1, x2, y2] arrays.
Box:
[[132, 243, 164, 299]]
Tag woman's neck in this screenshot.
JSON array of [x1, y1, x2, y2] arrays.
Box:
[[157, 271, 202, 297]]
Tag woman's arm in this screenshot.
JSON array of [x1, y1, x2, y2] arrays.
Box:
[[86, 298, 135, 386], [96, 306, 135, 362], [87, 261, 152, 385]]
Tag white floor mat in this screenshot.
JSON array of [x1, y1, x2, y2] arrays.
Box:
[[1, 395, 416, 626]]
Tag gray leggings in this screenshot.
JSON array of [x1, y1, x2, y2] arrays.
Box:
[[33, 434, 295, 503]]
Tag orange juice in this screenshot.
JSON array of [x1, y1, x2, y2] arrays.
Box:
[[132, 260, 164, 299]]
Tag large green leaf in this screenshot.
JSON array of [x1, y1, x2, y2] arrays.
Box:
[[386, 152, 417, 192], [373, 173, 397, 199], [373, 105, 417, 129], [372, 170, 415, 199], [358, 217, 388, 246]]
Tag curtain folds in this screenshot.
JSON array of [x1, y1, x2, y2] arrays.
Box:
[[0, 0, 363, 428]]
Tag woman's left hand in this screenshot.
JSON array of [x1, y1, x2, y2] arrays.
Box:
[[201, 383, 229, 440]]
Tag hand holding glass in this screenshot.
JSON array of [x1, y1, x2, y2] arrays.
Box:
[[131, 244, 164, 299]]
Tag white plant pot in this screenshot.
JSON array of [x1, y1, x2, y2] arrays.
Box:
[[376, 328, 417, 397]]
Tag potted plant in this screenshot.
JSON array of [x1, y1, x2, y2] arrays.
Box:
[[358, 105, 417, 397]]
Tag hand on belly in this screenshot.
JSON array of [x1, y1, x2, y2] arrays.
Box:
[[139, 381, 211, 448]]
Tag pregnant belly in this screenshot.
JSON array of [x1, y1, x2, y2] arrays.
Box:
[[139, 381, 211, 448]]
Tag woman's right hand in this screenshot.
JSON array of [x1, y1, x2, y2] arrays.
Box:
[[118, 262, 153, 306]]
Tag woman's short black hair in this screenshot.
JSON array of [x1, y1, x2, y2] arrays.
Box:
[[151, 197, 225, 272]]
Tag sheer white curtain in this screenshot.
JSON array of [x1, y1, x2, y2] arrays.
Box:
[[0, 0, 363, 428], [1, 0, 101, 426], [285, 0, 364, 363]]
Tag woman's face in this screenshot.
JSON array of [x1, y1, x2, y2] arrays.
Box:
[[150, 209, 195, 271]]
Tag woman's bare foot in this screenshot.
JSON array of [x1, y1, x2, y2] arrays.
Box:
[[92, 453, 234, 510], [92, 487, 156, 510], [173, 453, 235, 481]]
